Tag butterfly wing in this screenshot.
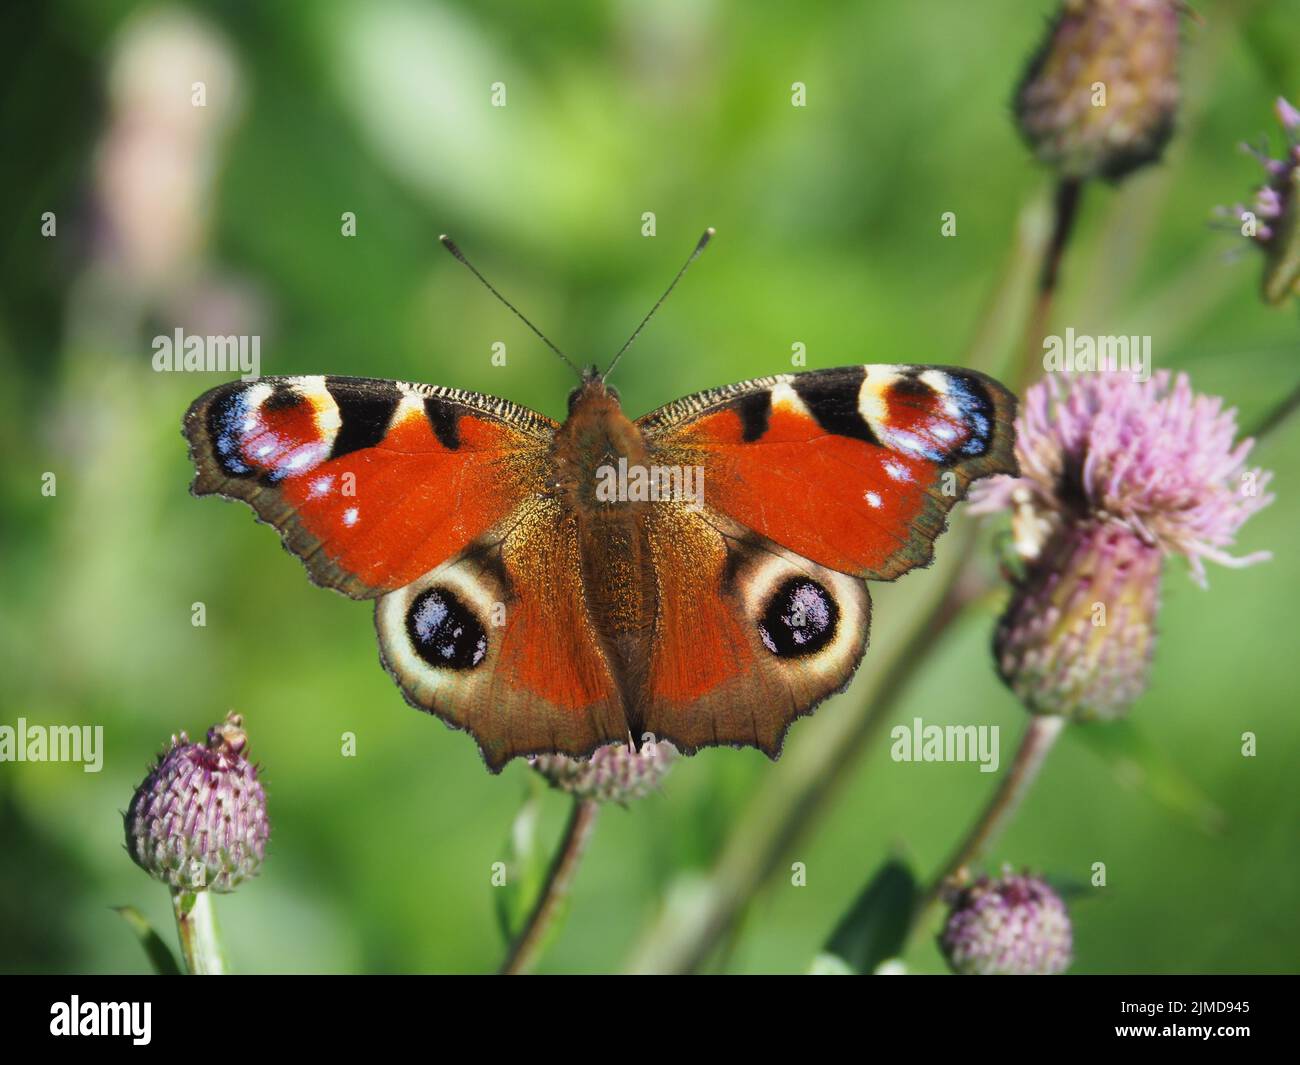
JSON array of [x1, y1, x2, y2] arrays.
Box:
[[184, 375, 557, 597], [632, 505, 871, 757], [374, 500, 629, 771], [631, 364, 1016, 756], [185, 375, 627, 769], [638, 364, 1017, 580]]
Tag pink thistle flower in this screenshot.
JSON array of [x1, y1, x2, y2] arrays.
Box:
[[939, 868, 1073, 976], [125, 713, 269, 892], [973, 371, 1272, 586], [972, 372, 1272, 720], [530, 739, 674, 805]]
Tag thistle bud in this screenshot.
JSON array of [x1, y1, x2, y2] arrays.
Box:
[[995, 519, 1161, 721], [1015, 0, 1182, 182], [125, 713, 269, 893], [939, 869, 1073, 976], [530, 739, 674, 805]]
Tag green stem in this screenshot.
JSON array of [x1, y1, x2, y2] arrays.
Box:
[[911, 714, 1067, 935], [1016, 177, 1085, 390], [1246, 378, 1300, 442], [171, 889, 225, 975], [500, 798, 600, 975]]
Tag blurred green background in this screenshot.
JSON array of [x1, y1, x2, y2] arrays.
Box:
[[1, 0, 1297, 974]]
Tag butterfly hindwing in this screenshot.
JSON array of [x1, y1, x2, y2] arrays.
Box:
[[183, 375, 556, 597], [636, 506, 871, 757], [374, 499, 629, 772], [638, 364, 1017, 581]]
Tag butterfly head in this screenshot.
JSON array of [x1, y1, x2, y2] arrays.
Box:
[[568, 368, 620, 415]]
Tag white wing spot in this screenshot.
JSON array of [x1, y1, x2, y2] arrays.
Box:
[[343, 507, 359, 527], [865, 491, 883, 508]]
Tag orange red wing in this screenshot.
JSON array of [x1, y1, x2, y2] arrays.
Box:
[[635, 507, 872, 758], [374, 499, 629, 772], [183, 375, 556, 598], [629, 364, 1016, 756], [639, 364, 1018, 581]]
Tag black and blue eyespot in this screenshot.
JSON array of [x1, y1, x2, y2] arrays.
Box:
[[207, 383, 309, 480], [406, 588, 488, 670], [758, 578, 838, 658], [208, 388, 255, 476], [944, 375, 993, 457]]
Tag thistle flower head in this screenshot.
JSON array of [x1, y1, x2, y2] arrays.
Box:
[[1015, 0, 1183, 182], [973, 372, 1271, 720], [1222, 97, 1300, 305], [530, 739, 674, 804], [972, 371, 1273, 588], [939, 868, 1073, 976], [125, 712, 269, 893]]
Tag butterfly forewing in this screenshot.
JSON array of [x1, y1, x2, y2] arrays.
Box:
[[638, 364, 1017, 580], [183, 375, 555, 597]]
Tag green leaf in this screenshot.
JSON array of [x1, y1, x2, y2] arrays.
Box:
[[1072, 720, 1225, 835], [113, 905, 182, 975], [820, 859, 919, 975], [493, 788, 545, 944]]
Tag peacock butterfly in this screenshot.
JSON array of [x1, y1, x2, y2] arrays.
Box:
[[183, 231, 1017, 771]]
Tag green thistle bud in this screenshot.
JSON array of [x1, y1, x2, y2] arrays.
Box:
[[1015, 0, 1182, 182], [125, 713, 269, 893], [995, 519, 1161, 721], [530, 739, 674, 805], [939, 869, 1073, 976]]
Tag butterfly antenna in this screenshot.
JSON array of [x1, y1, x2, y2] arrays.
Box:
[[603, 227, 715, 381], [439, 234, 583, 379]]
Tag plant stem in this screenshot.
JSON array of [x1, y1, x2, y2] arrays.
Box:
[[911, 714, 1067, 934], [1246, 378, 1300, 442], [171, 889, 225, 975], [1017, 177, 1085, 389], [500, 797, 600, 975]]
